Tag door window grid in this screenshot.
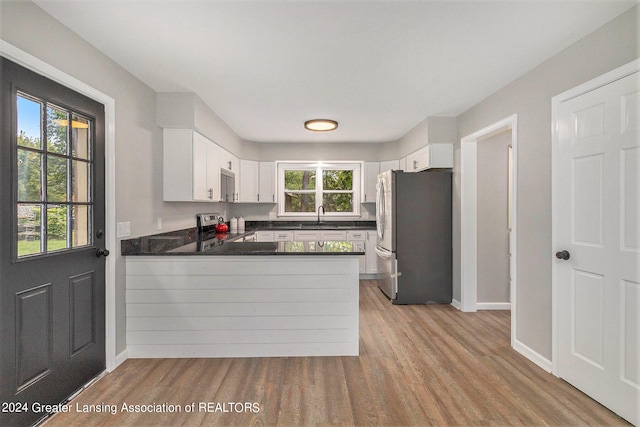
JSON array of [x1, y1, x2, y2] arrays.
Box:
[[16, 92, 93, 258]]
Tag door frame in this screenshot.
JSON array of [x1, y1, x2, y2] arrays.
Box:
[[0, 40, 118, 372], [551, 58, 640, 376], [460, 114, 518, 341]]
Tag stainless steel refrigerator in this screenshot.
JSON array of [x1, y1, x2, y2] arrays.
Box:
[[375, 169, 452, 304]]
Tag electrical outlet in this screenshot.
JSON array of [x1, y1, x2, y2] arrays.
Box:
[[117, 222, 131, 238]]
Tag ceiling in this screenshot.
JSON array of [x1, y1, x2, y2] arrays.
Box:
[[34, 0, 638, 144]]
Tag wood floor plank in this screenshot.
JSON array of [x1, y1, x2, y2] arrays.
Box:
[[44, 280, 629, 426]]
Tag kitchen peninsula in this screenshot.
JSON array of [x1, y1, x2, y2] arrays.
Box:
[[121, 223, 370, 359]]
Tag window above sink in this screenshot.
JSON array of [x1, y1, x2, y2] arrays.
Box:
[[277, 162, 362, 218]]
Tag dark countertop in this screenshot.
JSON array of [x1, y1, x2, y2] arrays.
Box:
[[121, 221, 374, 256]]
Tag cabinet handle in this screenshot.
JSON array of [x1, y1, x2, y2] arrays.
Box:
[[413, 160, 418, 170], [257, 194, 260, 202], [208, 188, 213, 200], [228, 161, 232, 170], [272, 194, 275, 202]]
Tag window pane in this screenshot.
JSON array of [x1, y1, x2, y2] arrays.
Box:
[[47, 204, 69, 252], [72, 205, 91, 247], [46, 105, 69, 155], [17, 95, 42, 149], [323, 170, 353, 190], [17, 149, 42, 201], [47, 155, 68, 202], [285, 192, 316, 212], [71, 114, 91, 159], [17, 204, 42, 257], [72, 160, 90, 203], [323, 193, 353, 212], [285, 170, 315, 190]]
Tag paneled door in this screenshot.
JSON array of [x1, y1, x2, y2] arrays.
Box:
[[0, 58, 107, 427], [555, 67, 639, 424]]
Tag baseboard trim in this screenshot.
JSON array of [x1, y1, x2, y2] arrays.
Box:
[[513, 338, 553, 373], [477, 302, 511, 310], [451, 299, 462, 310], [113, 348, 128, 371]]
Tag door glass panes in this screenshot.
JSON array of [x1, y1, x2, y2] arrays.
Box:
[[47, 205, 69, 252], [17, 95, 41, 149], [72, 160, 90, 203], [16, 91, 93, 258], [47, 155, 68, 202], [71, 114, 91, 159], [46, 105, 68, 154], [17, 204, 42, 257]]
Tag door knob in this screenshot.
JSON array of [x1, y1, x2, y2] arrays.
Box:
[[96, 248, 110, 257], [555, 250, 570, 260]]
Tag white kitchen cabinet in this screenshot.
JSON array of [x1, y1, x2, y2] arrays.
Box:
[[347, 230, 366, 274], [255, 231, 274, 242], [362, 162, 379, 203], [273, 230, 293, 241], [293, 230, 319, 241], [405, 144, 453, 172], [320, 230, 347, 241], [365, 230, 378, 274], [399, 156, 407, 171], [258, 162, 276, 203], [239, 159, 259, 202], [163, 129, 219, 202], [379, 160, 399, 173], [219, 147, 239, 173]]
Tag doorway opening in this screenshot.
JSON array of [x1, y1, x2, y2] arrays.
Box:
[[460, 114, 518, 347]]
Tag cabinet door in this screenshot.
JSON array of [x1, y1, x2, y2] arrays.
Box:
[[220, 148, 239, 172], [293, 230, 319, 242], [399, 157, 407, 171], [258, 162, 276, 203], [239, 160, 259, 202], [255, 231, 274, 242], [353, 241, 366, 273], [205, 141, 219, 201], [192, 133, 209, 201], [365, 230, 378, 274], [363, 162, 379, 203]]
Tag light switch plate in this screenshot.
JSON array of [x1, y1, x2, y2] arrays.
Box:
[[117, 222, 131, 238]]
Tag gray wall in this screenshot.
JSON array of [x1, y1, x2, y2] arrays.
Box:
[[454, 5, 639, 359], [477, 130, 510, 304], [0, 1, 240, 355]]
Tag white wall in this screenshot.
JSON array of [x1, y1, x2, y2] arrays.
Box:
[[454, 5, 639, 359]]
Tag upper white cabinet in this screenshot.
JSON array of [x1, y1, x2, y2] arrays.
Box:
[[239, 159, 259, 202], [219, 148, 239, 173], [163, 129, 219, 202], [399, 157, 407, 172], [258, 162, 276, 203], [362, 162, 379, 203], [405, 144, 453, 172]]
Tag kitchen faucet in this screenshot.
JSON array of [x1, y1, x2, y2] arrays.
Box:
[[317, 205, 325, 225]]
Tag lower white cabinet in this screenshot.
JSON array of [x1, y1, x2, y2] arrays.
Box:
[[365, 230, 378, 274], [273, 230, 293, 241], [293, 230, 319, 242], [255, 231, 274, 242]]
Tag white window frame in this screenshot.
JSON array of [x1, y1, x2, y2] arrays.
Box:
[[277, 161, 361, 218]]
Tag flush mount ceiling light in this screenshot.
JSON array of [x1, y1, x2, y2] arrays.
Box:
[[304, 119, 338, 132]]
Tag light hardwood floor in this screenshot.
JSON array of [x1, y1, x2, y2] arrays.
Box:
[[45, 280, 628, 426]]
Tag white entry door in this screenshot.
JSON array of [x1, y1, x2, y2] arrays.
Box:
[[554, 66, 639, 424]]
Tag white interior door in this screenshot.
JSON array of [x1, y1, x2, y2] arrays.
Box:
[[555, 69, 639, 424]]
